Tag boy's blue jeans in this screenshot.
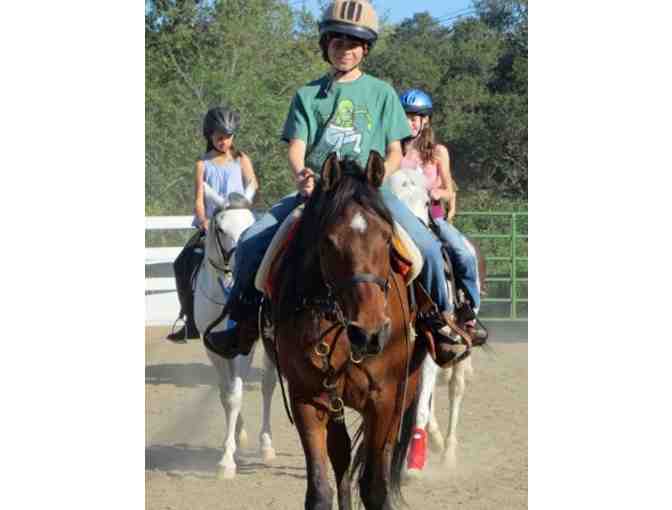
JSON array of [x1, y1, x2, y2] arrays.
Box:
[[229, 189, 480, 316], [229, 192, 305, 309]]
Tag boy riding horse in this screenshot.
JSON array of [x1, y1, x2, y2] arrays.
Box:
[[206, 0, 485, 358]]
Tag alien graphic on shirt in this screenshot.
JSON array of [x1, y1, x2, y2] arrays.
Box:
[[313, 99, 373, 164]]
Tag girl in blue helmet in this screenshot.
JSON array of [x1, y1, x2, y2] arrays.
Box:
[[399, 88, 486, 340], [399, 89, 456, 221], [207, 1, 481, 356]]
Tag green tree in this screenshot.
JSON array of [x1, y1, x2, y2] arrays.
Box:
[[146, 0, 325, 215], [146, 0, 528, 214]]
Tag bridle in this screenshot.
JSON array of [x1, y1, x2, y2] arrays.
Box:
[[208, 223, 235, 275], [326, 272, 390, 305]]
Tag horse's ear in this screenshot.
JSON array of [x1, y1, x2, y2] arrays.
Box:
[[321, 152, 342, 191], [365, 151, 386, 188]]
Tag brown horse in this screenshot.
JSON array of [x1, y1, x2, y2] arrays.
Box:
[[263, 152, 456, 510]]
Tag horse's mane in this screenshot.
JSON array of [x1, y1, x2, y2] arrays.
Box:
[[275, 160, 394, 315], [225, 192, 252, 210]]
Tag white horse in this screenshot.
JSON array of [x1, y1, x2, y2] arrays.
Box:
[[193, 184, 277, 480], [386, 168, 475, 477]]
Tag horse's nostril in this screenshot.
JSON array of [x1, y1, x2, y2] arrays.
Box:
[[376, 320, 392, 347], [347, 324, 369, 349]]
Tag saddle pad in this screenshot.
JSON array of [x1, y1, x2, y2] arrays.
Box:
[[254, 209, 424, 299], [255, 206, 304, 297], [392, 222, 423, 285]]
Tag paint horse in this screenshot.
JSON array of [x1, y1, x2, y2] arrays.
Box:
[[386, 167, 486, 477], [259, 152, 465, 510], [194, 188, 277, 479]]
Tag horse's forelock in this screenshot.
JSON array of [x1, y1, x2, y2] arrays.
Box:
[[227, 193, 252, 210], [315, 163, 394, 234], [276, 164, 393, 312]]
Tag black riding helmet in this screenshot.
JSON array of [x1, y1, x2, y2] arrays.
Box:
[[203, 107, 240, 140]]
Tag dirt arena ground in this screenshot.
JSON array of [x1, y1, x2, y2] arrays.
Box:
[[146, 326, 527, 509]]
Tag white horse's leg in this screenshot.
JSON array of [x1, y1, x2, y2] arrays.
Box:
[[440, 356, 471, 470], [439, 363, 453, 386], [234, 345, 257, 450], [406, 354, 441, 479], [205, 350, 241, 480], [220, 358, 243, 480], [427, 373, 446, 453], [259, 350, 277, 463]]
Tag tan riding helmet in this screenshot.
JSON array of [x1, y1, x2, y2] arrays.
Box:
[[319, 0, 380, 46]]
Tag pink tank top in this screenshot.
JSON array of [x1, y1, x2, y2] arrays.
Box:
[[400, 149, 445, 219]]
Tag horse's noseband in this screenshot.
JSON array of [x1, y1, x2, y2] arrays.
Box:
[[327, 273, 390, 298]]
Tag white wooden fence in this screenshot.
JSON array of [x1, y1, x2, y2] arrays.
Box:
[[145, 216, 195, 326]]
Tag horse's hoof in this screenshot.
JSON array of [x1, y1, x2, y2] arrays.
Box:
[[403, 468, 425, 482], [216, 465, 236, 480], [237, 429, 249, 449], [261, 446, 276, 463]]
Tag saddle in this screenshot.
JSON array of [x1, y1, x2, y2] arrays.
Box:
[[254, 207, 424, 301]]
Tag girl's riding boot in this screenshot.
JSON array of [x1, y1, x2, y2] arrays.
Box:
[[166, 234, 203, 342], [166, 286, 200, 342]]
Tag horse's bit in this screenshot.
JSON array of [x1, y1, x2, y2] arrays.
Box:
[[302, 270, 392, 422]]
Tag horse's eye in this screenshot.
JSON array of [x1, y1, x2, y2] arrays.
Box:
[[325, 234, 339, 249]]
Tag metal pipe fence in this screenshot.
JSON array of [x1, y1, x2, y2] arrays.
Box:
[[145, 211, 528, 324], [454, 212, 528, 321]]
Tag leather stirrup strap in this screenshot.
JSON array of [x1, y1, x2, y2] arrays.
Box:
[[413, 282, 474, 349]]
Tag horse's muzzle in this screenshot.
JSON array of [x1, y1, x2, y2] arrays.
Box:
[[347, 319, 391, 357]]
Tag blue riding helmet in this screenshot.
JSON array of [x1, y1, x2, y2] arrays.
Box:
[[399, 89, 433, 115]]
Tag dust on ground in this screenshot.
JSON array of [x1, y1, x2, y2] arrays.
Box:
[[146, 327, 527, 509]]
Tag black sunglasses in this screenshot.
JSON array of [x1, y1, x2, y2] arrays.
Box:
[[328, 34, 366, 46]]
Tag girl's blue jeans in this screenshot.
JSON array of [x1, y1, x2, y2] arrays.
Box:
[[431, 219, 481, 312]]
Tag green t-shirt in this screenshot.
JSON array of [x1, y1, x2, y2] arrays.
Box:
[[281, 73, 412, 173]]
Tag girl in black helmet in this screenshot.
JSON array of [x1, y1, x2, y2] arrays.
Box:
[[167, 106, 259, 342]]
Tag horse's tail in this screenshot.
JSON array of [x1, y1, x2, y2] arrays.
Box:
[[390, 395, 419, 505]]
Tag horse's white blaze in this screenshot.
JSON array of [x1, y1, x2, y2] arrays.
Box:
[[350, 212, 368, 233]]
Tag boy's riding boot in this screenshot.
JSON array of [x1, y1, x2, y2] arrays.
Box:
[[424, 312, 470, 365], [464, 320, 488, 346], [435, 312, 469, 346], [455, 302, 488, 346], [206, 311, 259, 359], [204, 291, 261, 358]]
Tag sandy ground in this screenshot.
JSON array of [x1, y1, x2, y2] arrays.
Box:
[[146, 326, 527, 509]]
